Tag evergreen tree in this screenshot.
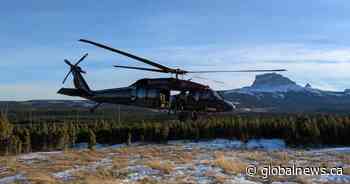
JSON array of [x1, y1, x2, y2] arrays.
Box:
[[88, 129, 96, 150], [160, 125, 169, 143], [126, 131, 132, 145], [0, 111, 13, 155], [22, 128, 31, 153]]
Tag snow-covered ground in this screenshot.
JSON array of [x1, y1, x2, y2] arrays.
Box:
[[171, 138, 286, 150], [1, 139, 350, 184]]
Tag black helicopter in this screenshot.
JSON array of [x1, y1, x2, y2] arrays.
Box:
[[58, 39, 286, 119]]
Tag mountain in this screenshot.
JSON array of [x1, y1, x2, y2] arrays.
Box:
[[222, 73, 350, 112]]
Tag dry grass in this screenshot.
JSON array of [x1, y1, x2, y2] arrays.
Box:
[[3, 139, 350, 184], [63, 150, 104, 163], [213, 174, 228, 184], [343, 167, 350, 175], [112, 157, 129, 170], [26, 172, 58, 184], [335, 153, 350, 165], [145, 160, 174, 174], [135, 177, 161, 184], [71, 171, 122, 184], [174, 151, 195, 165], [272, 151, 290, 162], [240, 150, 270, 163], [213, 153, 248, 174], [295, 176, 313, 184], [1, 156, 17, 172]]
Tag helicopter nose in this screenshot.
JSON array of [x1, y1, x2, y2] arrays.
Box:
[[223, 100, 235, 111]]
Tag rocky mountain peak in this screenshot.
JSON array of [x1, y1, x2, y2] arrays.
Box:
[[251, 73, 297, 87], [305, 83, 312, 88]]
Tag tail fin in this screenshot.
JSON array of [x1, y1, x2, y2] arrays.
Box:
[[59, 53, 92, 97], [71, 68, 91, 93]]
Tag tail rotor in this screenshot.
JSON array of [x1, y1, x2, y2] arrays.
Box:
[[62, 53, 88, 84]]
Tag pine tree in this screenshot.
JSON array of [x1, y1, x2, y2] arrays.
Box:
[[160, 125, 169, 143], [127, 131, 132, 145], [88, 129, 96, 150], [22, 128, 31, 153], [9, 135, 22, 155], [41, 122, 49, 150], [0, 111, 13, 155]]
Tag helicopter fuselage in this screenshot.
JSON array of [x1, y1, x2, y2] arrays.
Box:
[[58, 78, 235, 112]]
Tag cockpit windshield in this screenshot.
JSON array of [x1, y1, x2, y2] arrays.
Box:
[[211, 90, 224, 100]]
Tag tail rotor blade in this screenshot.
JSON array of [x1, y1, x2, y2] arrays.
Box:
[[75, 53, 88, 66], [62, 70, 72, 84], [64, 59, 74, 67]]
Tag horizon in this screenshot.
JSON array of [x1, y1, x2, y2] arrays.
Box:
[[1, 72, 348, 101], [2, 1, 350, 100]]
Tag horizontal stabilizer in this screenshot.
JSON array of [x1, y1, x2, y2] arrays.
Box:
[[57, 88, 86, 97]]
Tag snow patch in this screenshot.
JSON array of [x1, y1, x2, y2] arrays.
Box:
[[239, 84, 304, 93], [246, 139, 286, 150], [176, 139, 286, 151], [308, 147, 350, 154], [123, 165, 161, 182], [52, 157, 113, 181], [17, 151, 61, 164], [312, 174, 350, 183], [182, 139, 243, 150], [0, 174, 26, 184], [225, 176, 262, 184]]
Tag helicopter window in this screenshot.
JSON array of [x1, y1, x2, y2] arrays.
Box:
[[212, 91, 224, 100], [131, 87, 137, 100], [170, 90, 181, 96], [200, 91, 212, 99], [191, 91, 200, 101], [137, 87, 146, 98], [147, 89, 159, 98]]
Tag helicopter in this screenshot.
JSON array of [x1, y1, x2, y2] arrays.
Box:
[[58, 39, 286, 120]]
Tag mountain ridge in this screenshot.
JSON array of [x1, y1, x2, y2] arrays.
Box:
[[222, 73, 350, 112]]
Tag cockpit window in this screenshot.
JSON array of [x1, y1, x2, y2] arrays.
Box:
[[212, 91, 224, 100]]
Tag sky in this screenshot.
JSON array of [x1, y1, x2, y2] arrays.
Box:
[[2, 0, 350, 100]]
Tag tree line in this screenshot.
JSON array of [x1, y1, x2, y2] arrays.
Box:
[[1, 112, 350, 155]]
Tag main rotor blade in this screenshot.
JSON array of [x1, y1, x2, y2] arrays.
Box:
[[113, 65, 169, 73], [79, 39, 173, 72], [62, 70, 72, 84], [191, 76, 225, 84], [187, 69, 287, 73], [75, 53, 88, 66]]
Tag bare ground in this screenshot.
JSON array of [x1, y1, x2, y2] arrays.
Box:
[[1, 139, 350, 184]]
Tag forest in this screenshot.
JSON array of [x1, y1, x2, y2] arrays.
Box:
[[1, 111, 350, 155]]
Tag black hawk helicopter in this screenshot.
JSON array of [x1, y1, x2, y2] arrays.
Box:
[[58, 39, 286, 119]]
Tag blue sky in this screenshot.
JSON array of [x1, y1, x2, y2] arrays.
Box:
[[2, 0, 350, 100]]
